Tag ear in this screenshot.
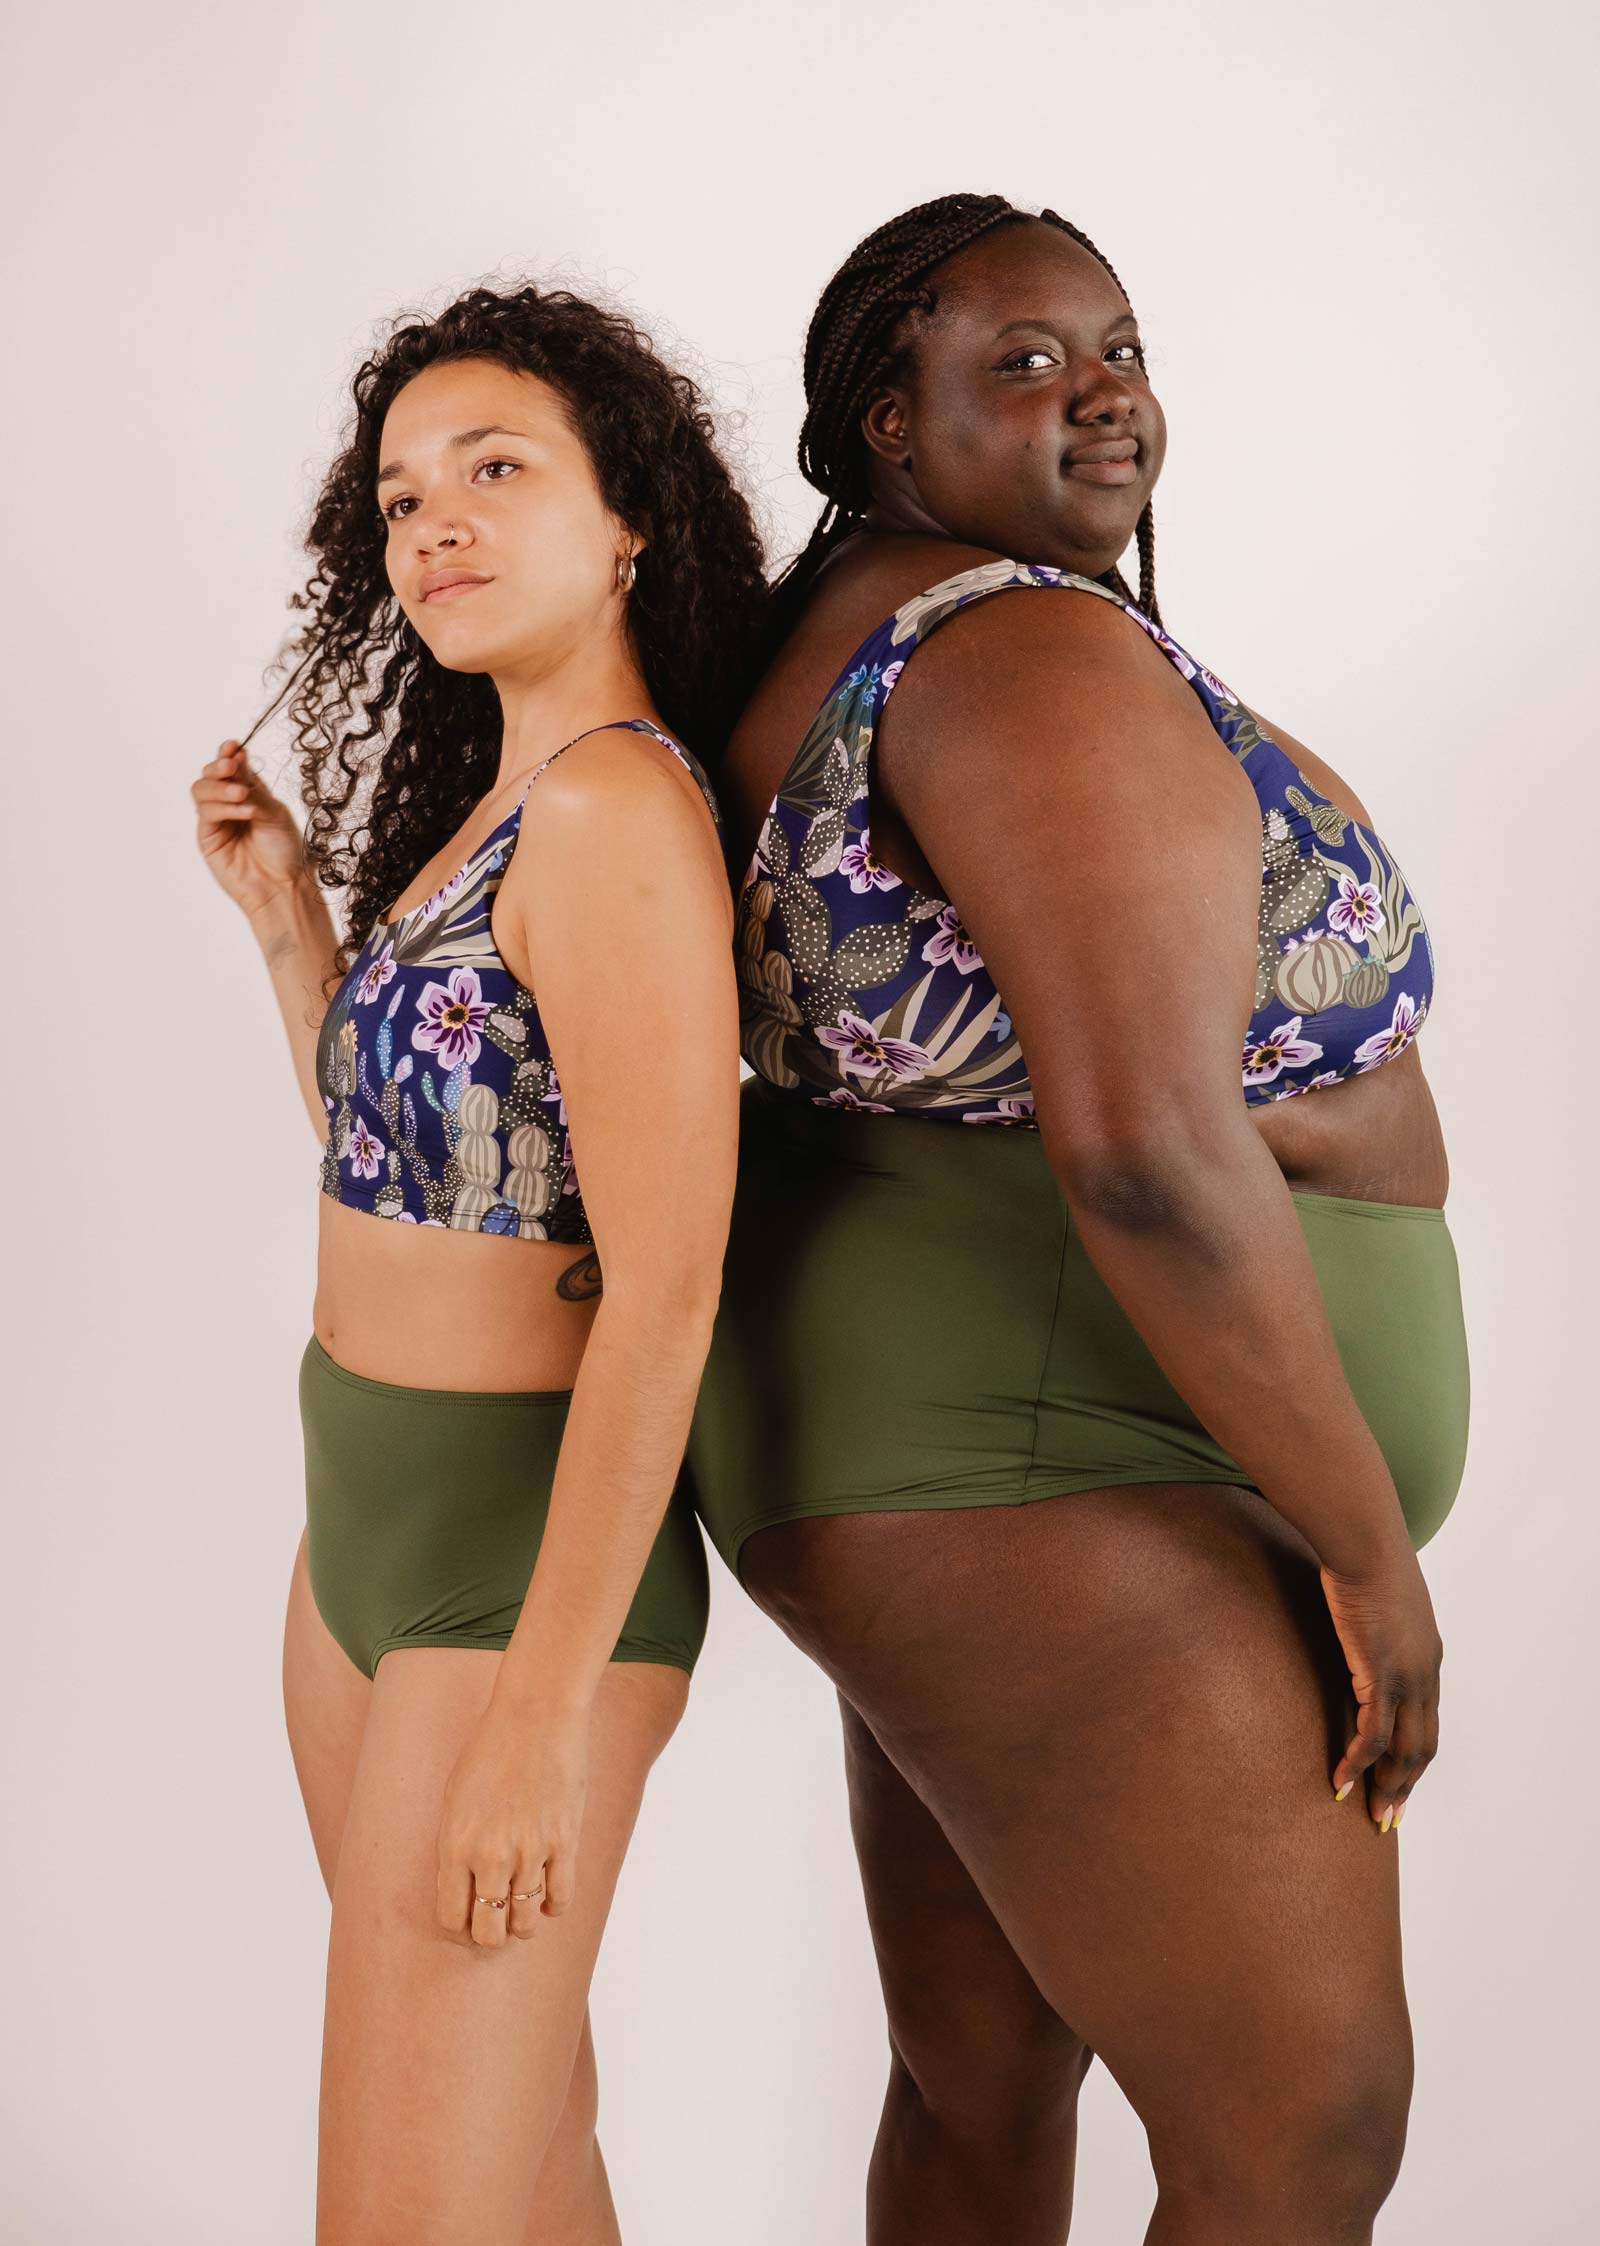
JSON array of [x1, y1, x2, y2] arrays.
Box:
[[860, 388, 913, 473]]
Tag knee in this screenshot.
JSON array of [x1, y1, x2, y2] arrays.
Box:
[[885, 2010, 1090, 2156], [1154, 2045, 1412, 2230]]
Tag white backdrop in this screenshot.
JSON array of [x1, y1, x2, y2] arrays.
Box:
[[4, 4, 1594, 2239]]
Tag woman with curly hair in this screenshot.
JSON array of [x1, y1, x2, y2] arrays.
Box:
[[192, 283, 766, 2243], [690, 196, 1467, 2242]]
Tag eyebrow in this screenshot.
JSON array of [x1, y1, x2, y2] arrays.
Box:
[[992, 311, 1139, 340], [376, 425, 533, 488]]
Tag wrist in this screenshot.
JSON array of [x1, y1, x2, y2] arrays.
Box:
[[247, 869, 329, 950], [1319, 1509, 1416, 1584], [490, 1656, 598, 1729]]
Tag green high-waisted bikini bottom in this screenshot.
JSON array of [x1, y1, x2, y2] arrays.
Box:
[[300, 1335, 710, 1679], [685, 1079, 1470, 1579]]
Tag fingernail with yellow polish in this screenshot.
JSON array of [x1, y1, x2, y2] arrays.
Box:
[[1393, 1800, 1408, 1828], [1334, 1781, 1354, 1802], [1380, 1806, 1395, 1833]]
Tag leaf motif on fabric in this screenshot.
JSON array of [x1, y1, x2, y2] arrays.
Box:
[[744, 1015, 800, 1089], [801, 806, 847, 878], [1220, 703, 1268, 762], [759, 816, 791, 879], [932, 990, 1004, 1075], [828, 920, 912, 991], [776, 876, 833, 977], [878, 967, 936, 1046]]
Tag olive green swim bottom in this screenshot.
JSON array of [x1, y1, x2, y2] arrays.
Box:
[[299, 1335, 709, 1680], [685, 1080, 1470, 1579]]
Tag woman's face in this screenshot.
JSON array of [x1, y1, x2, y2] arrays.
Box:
[[376, 356, 635, 677], [860, 220, 1166, 577]]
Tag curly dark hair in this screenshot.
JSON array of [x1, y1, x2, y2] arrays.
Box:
[[774, 193, 1162, 637], [252, 282, 770, 983]]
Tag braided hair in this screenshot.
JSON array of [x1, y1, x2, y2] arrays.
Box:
[[775, 193, 1162, 634]]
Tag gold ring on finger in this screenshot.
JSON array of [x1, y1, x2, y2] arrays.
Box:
[[474, 1893, 509, 1910], [512, 1887, 544, 1903]]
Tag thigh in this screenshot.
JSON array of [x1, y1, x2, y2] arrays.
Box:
[[744, 1484, 1410, 2156], [839, 1693, 1090, 2123], [318, 1647, 687, 2246], [283, 1527, 371, 1895]]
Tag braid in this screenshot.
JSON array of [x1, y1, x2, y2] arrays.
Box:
[[776, 193, 1162, 633]]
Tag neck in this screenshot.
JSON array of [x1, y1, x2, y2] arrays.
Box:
[[489, 622, 653, 789]]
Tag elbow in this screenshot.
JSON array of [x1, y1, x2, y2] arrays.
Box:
[[596, 1262, 723, 1347], [1044, 1118, 1249, 1240]]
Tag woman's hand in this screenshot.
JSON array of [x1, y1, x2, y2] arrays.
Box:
[[191, 738, 306, 920], [433, 1691, 589, 1950], [1320, 1545, 1443, 1831]]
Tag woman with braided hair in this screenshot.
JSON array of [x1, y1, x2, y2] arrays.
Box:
[[688, 195, 1466, 2240], [192, 284, 763, 2242]]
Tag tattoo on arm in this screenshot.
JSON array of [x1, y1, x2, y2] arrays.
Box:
[[556, 1251, 603, 1303]]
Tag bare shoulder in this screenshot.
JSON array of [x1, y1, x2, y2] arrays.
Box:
[[527, 723, 717, 840], [884, 580, 1222, 782]]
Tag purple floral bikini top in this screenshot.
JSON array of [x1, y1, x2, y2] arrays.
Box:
[[737, 560, 1434, 1123], [315, 719, 721, 1240]]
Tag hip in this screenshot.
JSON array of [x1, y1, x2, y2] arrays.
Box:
[[687, 1082, 1470, 1574]]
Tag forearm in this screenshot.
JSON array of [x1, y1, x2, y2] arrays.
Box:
[[495, 1277, 718, 1713], [1060, 1128, 1410, 1577], [247, 875, 341, 1139]]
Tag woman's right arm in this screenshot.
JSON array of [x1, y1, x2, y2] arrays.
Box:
[[192, 738, 338, 1141], [878, 590, 1442, 1830]]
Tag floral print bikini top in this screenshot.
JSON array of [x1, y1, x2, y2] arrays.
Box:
[[315, 720, 721, 1240], [738, 560, 1434, 1124]]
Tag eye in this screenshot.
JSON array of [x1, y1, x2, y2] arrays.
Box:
[[998, 347, 1059, 373], [475, 457, 519, 483], [1107, 341, 1143, 365]]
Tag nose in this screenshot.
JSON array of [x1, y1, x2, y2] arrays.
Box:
[[1065, 354, 1138, 427], [408, 495, 468, 553]]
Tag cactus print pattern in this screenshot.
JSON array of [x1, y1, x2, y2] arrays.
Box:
[[314, 721, 721, 1238], [737, 562, 1435, 1121]]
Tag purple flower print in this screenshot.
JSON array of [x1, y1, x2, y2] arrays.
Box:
[[1242, 1017, 1326, 1089], [347, 1117, 384, 1179], [1353, 990, 1426, 1072], [356, 942, 397, 1003], [814, 1086, 894, 1113], [880, 660, 905, 698], [921, 904, 984, 975], [816, 1011, 932, 1083], [1270, 1070, 1342, 1100], [412, 966, 491, 1069], [839, 829, 903, 894], [417, 866, 470, 922], [1327, 872, 1385, 941], [1198, 667, 1237, 704], [962, 1097, 1037, 1125]]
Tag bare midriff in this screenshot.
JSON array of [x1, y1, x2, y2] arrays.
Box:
[[1248, 1042, 1447, 1210], [312, 1196, 601, 1390]]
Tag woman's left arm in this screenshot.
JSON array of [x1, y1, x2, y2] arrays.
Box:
[[433, 730, 737, 1943]]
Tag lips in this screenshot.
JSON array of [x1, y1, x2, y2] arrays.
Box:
[[422, 572, 492, 602], [1063, 438, 1139, 488]]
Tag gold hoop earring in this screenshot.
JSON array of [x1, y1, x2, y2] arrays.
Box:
[[616, 551, 636, 592]]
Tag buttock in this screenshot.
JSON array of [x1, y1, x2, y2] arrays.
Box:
[[685, 1080, 1469, 1576], [299, 1333, 710, 1680]]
